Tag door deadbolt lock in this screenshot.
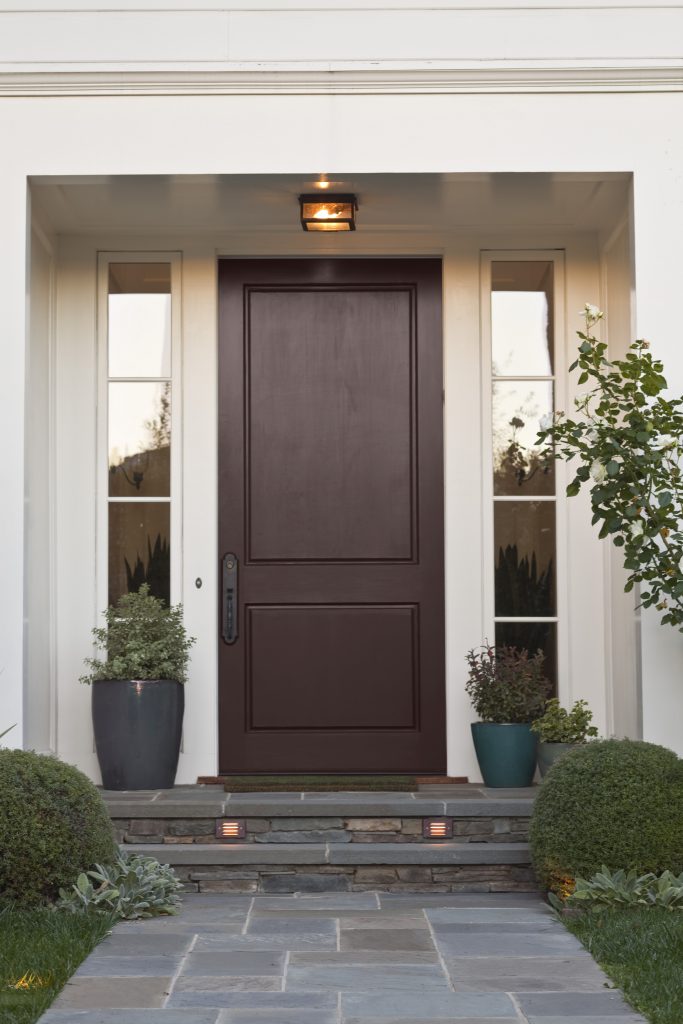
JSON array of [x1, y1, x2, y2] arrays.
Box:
[[222, 553, 238, 644]]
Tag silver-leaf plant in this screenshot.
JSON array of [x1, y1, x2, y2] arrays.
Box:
[[56, 852, 183, 919]]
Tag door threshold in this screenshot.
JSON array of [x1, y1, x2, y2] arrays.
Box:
[[196, 774, 469, 791]]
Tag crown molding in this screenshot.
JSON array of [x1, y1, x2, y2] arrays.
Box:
[[1, 64, 682, 96]]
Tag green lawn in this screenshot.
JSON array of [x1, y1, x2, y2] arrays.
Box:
[[565, 907, 683, 1024], [0, 905, 113, 1024]]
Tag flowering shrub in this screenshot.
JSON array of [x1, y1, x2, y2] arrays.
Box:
[[540, 304, 683, 630]]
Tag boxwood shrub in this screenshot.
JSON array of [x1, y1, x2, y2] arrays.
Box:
[[530, 739, 683, 893], [0, 749, 117, 905]]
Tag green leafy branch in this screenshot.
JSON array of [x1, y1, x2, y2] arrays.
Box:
[[539, 304, 683, 630]]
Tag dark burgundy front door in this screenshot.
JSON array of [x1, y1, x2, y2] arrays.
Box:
[[218, 259, 445, 773]]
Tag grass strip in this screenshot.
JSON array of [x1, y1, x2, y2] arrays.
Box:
[[564, 907, 683, 1024], [221, 774, 416, 792], [0, 904, 113, 1024]]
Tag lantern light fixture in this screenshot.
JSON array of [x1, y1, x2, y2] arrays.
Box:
[[299, 193, 357, 232]]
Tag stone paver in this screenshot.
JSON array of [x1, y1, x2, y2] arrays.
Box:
[[41, 892, 647, 1024]]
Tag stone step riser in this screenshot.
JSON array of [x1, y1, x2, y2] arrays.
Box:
[[171, 863, 538, 895], [105, 789, 538, 894], [124, 841, 537, 893], [112, 814, 531, 846]]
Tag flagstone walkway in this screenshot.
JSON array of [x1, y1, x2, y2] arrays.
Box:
[[40, 892, 645, 1024]]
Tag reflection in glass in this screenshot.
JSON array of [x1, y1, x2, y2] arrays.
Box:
[[108, 264, 171, 379], [495, 501, 556, 617], [495, 621, 557, 696], [108, 502, 170, 607], [109, 382, 171, 497], [493, 381, 554, 495], [108, 293, 171, 379], [491, 262, 554, 377]]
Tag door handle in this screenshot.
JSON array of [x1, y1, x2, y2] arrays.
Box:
[[222, 553, 238, 645]]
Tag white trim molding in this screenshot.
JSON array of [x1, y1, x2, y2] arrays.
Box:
[[1, 64, 683, 96]]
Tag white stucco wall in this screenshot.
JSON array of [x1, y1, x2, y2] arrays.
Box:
[[1, 1, 682, 776]]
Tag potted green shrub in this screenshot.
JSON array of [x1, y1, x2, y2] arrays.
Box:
[[531, 698, 598, 777], [466, 642, 550, 788], [81, 585, 195, 791]]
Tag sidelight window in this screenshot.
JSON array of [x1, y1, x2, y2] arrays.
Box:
[[485, 256, 563, 691], [99, 256, 180, 609]]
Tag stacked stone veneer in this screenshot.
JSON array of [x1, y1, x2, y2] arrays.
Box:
[[112, 815, 530, 846], [109, 815, 536, 894], [105, 789, 538, 895], [166, 862, 537, 895]]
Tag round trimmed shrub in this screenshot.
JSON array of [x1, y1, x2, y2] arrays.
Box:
[[0, 748, 117, 905], [530, 739, 683, 893]]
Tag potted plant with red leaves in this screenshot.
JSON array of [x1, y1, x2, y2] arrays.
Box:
[[466, 642, 550, 788]]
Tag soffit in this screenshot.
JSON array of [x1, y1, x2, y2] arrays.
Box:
[[30, 172, 631, 236]]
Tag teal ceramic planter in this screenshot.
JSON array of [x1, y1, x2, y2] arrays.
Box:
[[471, 722, 538, 788]]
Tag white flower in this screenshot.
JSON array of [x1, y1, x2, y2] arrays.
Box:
[[631, 522, 644, 539], [590, 459, 607, 483], [539, 414, 553, 431], [583, 303, 604, 321], [574, 394, 591, 411], [586, 428, 599, 444]]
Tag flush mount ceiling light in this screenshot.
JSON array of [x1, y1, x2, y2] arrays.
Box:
[[299, 193, 357, 232]]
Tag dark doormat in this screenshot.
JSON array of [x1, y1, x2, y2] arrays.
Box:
[[196, 775, 468, 791]]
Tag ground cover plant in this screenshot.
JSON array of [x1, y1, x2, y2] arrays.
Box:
[[565, 907, 683, 1024], [0, 904, 113, 1024], [556, 867, 683, 911], [57, 853, 183, 919]]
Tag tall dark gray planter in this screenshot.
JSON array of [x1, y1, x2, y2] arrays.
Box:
[[537, 741, 577, 777], [92, 679, 184, 790]]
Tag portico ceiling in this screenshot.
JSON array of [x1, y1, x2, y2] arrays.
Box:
[[30, 172, 630, 237]]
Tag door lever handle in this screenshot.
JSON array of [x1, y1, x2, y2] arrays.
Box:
[[222, 553, 238, 644]]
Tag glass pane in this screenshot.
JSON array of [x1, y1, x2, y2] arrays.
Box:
[[493, 381, 554, 496], [495, 621, 557, 696], [109, 382, 171, 497], [495, 500, 556, 616], [108, 263, 171, 378], [491, 261, 554, 376], [108, 502, 170, 607]]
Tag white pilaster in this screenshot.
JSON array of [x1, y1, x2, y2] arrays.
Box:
[[632, 167, 683, 756], [0, 172, 28, 747]]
